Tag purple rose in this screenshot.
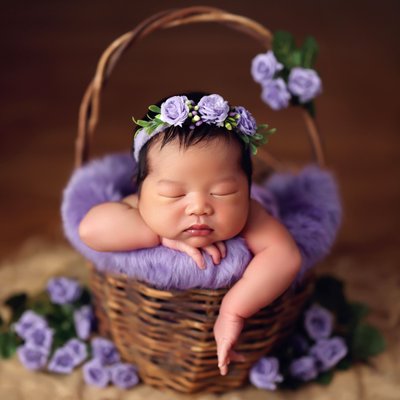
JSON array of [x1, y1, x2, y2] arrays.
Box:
[[234, 106, 257, 136], [289, 356, 318, 381], [110, 363, 139, 389], [64, 338, 88, 367], [310, 337, 348, 371], [17, 344, 48, 371], [13, 310, 48, 339], [251, 51, 283, 84], [25, 325, 53, 351], [47, 277, 82, 305], [160, 95, 189, 126], [198, 94, 229, 126], [83, 358, 110, 388], [73, 305, 94, 340], [261, 78, 291, 110], [48, 346, 75, 374], [304, 304, 334, 340], [91, 337, 120, 365], [249, 357, 283, 390], [288, 67, 322, 103]]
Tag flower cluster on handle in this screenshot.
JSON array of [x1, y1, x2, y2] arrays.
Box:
[[132, 94, 276, 160], [251, 31, 322, 116]]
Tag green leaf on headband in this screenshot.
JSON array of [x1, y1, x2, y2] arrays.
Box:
[[241, 135, 250, 144], [148, 105, 161, 113], [250, 143, 258, 155], [136, 119, 149, 127], [273, 31, 296, 66], [301, 36, 319, 68]]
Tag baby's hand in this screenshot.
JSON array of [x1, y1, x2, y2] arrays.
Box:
[[160, 238, 226, 269], [213, 311, 246, 376]]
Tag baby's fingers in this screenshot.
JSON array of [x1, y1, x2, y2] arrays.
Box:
[[214, 241, 226, 259], [183, 245, 205, 269], [203, 244, 221, 265]]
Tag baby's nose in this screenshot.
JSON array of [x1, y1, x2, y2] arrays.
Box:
[[186, 195, 213, 216]]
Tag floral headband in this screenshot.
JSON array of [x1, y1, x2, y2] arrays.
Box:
[[132, 94, 275, 161]]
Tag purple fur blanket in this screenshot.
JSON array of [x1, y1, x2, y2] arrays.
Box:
[[61, 153, 341, 289]]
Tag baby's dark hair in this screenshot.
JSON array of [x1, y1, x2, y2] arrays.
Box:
[[133, 92, 253, 194]]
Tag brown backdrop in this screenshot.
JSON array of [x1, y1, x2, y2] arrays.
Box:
[[1, 0, 399, 259]]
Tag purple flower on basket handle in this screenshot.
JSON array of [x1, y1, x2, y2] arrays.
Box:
[[83, 358, 110, 388], [304, 304, 334, 340], [289, 356, 319, 381], [73, 305, 94, 340], [25, 325, 54, 351], [17, 344, 48, 371], [234, 106, 257, 136], [198, 94, 229, 126], [261, 78, 291, 110], [110, 363, 139, 389], [47, 277, 82, 305], [310, 337, 348, 371], [288, 67, 322, 103], [48, 346, 76, 374], [251, 51, 283, 84], [160, 95, 189, 127], [249, 357, 283, 390], [91, 337, 120, 366], [64, 338, 88, 367], [13, 310, 48, 339]]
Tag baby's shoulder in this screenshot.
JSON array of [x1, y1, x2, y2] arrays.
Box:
[[241, 199, 271, 249]]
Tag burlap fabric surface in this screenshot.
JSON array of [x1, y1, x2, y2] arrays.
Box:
[[0, 238, 399, 400]]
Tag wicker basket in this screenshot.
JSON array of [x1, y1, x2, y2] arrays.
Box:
[[75, 6, 325, 394]]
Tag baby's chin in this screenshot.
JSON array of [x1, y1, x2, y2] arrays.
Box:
[[180, 235, 219, 248]]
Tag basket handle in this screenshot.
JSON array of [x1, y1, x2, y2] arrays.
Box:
[[75, 6, 325, 170]]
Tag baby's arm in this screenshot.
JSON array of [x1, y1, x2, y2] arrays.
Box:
[[78, 194, 160, 251], [214, 199, 302, 375], [79, 195, 225, 266]]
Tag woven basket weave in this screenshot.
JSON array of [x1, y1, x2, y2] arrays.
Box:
[[75, 6, 325, 394]]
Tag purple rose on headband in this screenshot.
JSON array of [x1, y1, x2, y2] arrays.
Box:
[[251, 51, 283, 84], [289, 356, 318, 381], [261, 78, 291, 110], [47, 277, 82, 305], [48, 346, 76, 374], [110, 363, 139, 389], [304, 304, 334, 340], [310, 337, 348, 371], [91, 337, 120, 365], [13, 310, 48, 339], [249, 357, 283, 390], [64, 338, 88, 367], [198, 94, 229, 126], [288, 67, 322, 103], [17, 344, 48, 371], [25, 325, 53, 351], [74, 305, 93, 340], [234, 106, 257, 136], [83, 358, 110, 388], [160, 95, 189, 127]]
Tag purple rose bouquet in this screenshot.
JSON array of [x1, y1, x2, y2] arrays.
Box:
[[249, 275, 385, 390], [251, 30, 322, 115]]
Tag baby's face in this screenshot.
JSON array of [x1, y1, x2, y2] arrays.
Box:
[[138, 137, 250, 248]]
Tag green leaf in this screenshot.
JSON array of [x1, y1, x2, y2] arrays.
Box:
[[273, 31, 296, 66], [148, 105, 161, 113], [241, 135, 250, 144], [289, 49, 302, 68], [301, 36, 319, 68], [315, 370, 334, 385], [136, 119, 149, 128], [5, 293, 28, 323], [250, 143, 258, 155], [0, 331, 19, 359], [352, 323, 386, 361]]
